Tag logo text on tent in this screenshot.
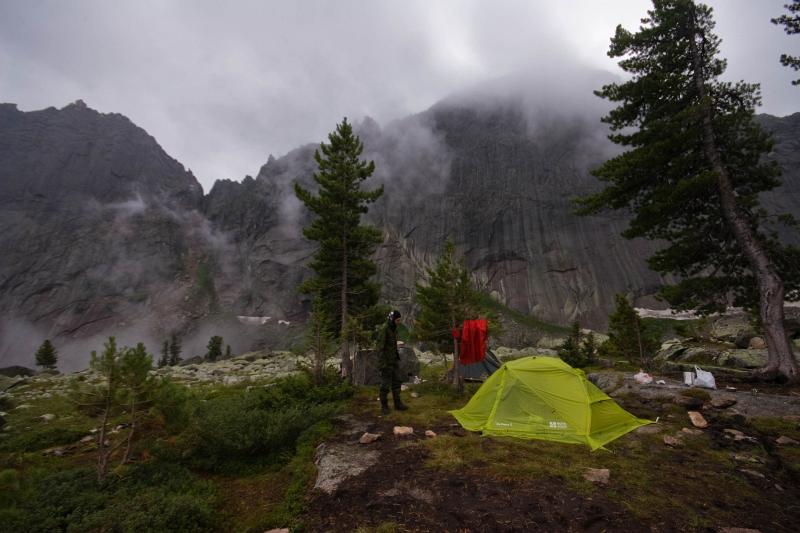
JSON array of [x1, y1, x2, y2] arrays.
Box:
[[495, 422, 512, 427], [549, 421, 568, 429]]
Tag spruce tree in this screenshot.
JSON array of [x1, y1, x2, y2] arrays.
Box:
[[414, 240, 495, 386], [205, 335, 223, 362], [603, 295, 660, 371], [557, 321, 586, 368], [158, 340, 169, 368], [168, 333, 182, 366], [294, 118, 383, 381], [118, 343, 154, 464], [772, 0, 800, 85], [34, 339, 58, 370], [225, 345, 231, 359], [576, 0, 800, 382]]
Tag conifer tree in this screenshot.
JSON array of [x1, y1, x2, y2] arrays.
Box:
[[294, 118, 384, 381], [158, 340, 169, 368], [118, 343, 154, 464], [557, 321, 588, 368], [603, 295, 660, 371], [772, 0, 800, 85], [225, 345, 231, 359], [168, 333, 182, 366], [205, 335, 223, 362], [577, 0, 800, 382], [414, 240, 495, 386], [34, 339, 58, 370]]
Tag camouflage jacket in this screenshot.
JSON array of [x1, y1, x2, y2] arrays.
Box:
[[377, 321, 400, 369]]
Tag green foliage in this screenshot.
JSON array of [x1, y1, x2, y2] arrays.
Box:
[[575, 0, 799, 314], [602, 295, 660, 370], [168, 332, 182, 366], [0, 463, 218, 532], [414, 240, 498, 351], [294, 118, 384, 339], [158, 340, 169, 368], [772, 0, 800, 84], [151, 378, 193, 433], [182, 374, 351, 472], [205, 335, 223, 361], [557, 321, 596, 368], [34, 339, 57, 370], [304, 304, 340, 385], [0, 427, 88, 453]]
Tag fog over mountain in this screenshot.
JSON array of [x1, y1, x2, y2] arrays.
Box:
[[1, 0, 796, 191]]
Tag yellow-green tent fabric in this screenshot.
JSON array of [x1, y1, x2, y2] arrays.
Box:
[[450, 356, 651, 450]]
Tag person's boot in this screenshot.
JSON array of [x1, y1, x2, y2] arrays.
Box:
[[379, 391, 390, 416], [392, 389, 408, 411]]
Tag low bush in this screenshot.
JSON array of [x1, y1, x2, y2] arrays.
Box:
[[0, 427, 87, 453], [0, 462, 218, 532]]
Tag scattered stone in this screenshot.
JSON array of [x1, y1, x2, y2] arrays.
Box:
[[583, 468, 610, 486], [359, 432, 381, 444], [635, 424, 662, 435], [718, 528, 763, 533], [400, 384, 409, 391], [775, 484, 784, 492], [264, 528, 289, 533], [393, 426, 414, 437], [688, 411, 708, 428], [739, 469, 765, 479], [732, 454, 764, 464], [782, 415, 800, 423], [776, 435, 799, 446], [410, 392, 419, 398], [14, 404, 33, 410], [681, 427, 704, 436], [710, 395, 737, 409], [43, 447, 65, 457], [425, 430, 437, 438], [39, 413, 56, 422], [663, 435, 682, 447], [673, 396, 704, 410], [80, 435, 94, 443], [724, 428, 758, 443]]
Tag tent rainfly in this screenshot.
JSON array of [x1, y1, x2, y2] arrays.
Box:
[[450, 356, 652, 450]]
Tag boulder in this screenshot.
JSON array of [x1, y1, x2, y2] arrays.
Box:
[[583, 468, 610, 485], [673, 395, 704, 410], [688, 411, 708, 428], [352, 347, 420, 386], [710, 395, 737, 409], [663, 435, 682, 447], [776, 436, 799, 446], [314, 443, 379, 494], [587, 372, 625, 394], [681, 427, 703, 436], [748, 337, 766, 349]]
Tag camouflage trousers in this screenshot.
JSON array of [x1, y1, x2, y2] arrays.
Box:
[[379, 365, 403, 396]]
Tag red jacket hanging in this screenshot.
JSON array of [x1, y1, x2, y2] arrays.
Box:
[[458, 319, 488, 365]]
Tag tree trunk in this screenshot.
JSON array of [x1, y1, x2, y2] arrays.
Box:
[[451, 315, 463, 392], [97, 383, 112, 484], [340, 237, 352, 382], [689, 20, 798, 382], [122, 395, 136, 465]]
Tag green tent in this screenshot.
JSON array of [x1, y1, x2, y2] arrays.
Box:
[[450, 356, 651, 450]]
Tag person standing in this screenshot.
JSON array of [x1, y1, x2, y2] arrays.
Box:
[[377, 310, 408, 415]]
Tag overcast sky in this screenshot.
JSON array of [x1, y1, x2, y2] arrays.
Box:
[[1, 0, 798, 192]]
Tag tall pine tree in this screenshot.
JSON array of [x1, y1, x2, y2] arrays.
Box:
[[35, 339, 58, 370], [772, 0, 800, 85], [168, 333, 182, 366], [576, 0, 800, 382], [295, 118, 383, 381]]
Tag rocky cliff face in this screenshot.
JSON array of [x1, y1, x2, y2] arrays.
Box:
[[0, 101, 225, 368], [1, 96, 799, 370]]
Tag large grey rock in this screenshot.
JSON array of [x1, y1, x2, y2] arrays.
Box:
[[0, 366, 36, 378], [587, 371, 624, 394], [352, 347, 420, 386], [314, 442, 379, 494]]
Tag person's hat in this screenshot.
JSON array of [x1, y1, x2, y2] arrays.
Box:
[[388, 310, 402, 320]]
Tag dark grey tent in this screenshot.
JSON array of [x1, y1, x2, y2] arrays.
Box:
[[459, 349, 502, 381]]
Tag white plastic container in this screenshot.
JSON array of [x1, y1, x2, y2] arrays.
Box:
[[683, 371, 695, 386]]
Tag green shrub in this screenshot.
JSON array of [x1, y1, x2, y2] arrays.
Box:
[[151, 378, 193, 432], [0, 393, 13, 411], [0, 427, 87, 453], [3, 462, 218, 533]]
